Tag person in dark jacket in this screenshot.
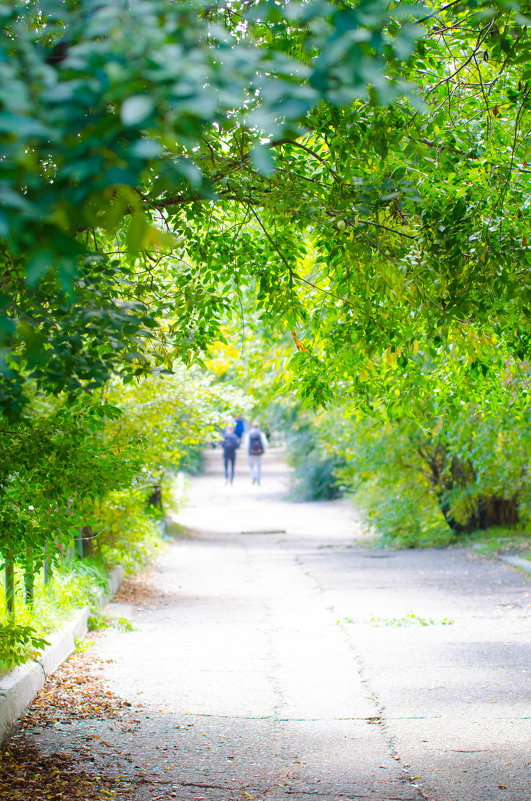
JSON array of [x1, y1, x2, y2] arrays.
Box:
[[220, 425, 240, 484]]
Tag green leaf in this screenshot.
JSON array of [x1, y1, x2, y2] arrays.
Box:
[[26, 251, 53, 286], [251, 144, 276, 176], [126, 213, 150, 253], [130, 138, 162, 159], [121, 96, 155, 127]]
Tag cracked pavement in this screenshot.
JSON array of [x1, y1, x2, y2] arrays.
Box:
[[10, 449, 530, 801]]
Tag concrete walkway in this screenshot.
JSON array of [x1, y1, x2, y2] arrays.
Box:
[[12, 449, 530, 800]]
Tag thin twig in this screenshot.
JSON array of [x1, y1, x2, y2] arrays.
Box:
[[417, 0, 470, 25], [247, 205, 357, 310], [426, 20, 496, 96]]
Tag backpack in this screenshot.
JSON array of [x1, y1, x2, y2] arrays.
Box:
[[248, 431, 264, 455]]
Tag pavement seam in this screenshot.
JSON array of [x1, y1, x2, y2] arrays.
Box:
[[290, 552, 429, 801], [242, 539, 293, 790], [180, 713, 409, 721]]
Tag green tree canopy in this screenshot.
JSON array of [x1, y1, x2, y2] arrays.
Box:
[[178, 0, 531, 414], [0, 0, 530, 420], [0, 0, 423, 416]]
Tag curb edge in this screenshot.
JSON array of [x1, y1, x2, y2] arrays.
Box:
[[499, 554, 531, 574]]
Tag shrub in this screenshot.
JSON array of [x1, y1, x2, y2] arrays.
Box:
[[286, 419, 345, 501], [0, 624, 50, 671], [92, 489, 163, 575]]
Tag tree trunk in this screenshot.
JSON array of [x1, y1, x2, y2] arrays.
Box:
[[24, 547, 34, 607], [147, 484, 163, 511], [76, 526, 95, 558], [437, 498, 477, 534], [478, 497, 519, 528], [440, 495, 518, 533], [4, 554, 15, 618], [43, 545, 52, 585]]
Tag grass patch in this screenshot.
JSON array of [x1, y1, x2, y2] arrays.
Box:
[[0, 508, 163, 673], [87, 612, 134, 632], [0, 558, 111, 675], [163, 518, 192, 539], [466, 526, 531, 559], [369, 611, 454, 627], [340, 611, 454, 627], [0, 481, 184, 674]]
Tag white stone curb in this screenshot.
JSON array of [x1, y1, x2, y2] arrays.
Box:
[[0, 564, 125, 744], [472, 545, 531, 576], [500, 554, 531, 574]]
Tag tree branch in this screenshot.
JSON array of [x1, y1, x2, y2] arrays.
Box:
[[247, 205, 357, 310]]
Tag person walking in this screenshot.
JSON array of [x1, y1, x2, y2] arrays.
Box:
[[220, 425, 240, 485], [244, 421, 268, 485], [234, 416, 245, 442]]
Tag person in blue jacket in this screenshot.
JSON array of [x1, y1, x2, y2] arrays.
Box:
[[234, 417, 245, 442]]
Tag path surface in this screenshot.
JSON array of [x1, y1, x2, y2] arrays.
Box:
[[14, 450, 531, 801]]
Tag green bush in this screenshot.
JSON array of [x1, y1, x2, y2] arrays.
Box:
[[291, 454, 345, 501], [179, 446, 205, 476], [285, 418, 345, 501], [305, 401, 531, 548], [0, 624, 50, 670], [93, 489, 163, 574], [0, 524, 159, 675], [353, 475, 452, 548], [0, 557, 113, 673]]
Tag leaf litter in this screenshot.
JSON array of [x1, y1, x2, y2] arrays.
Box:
[[19, 635, 133, 727], [0, 739, 135, 800], [1, 637, 143, 800], [0, 569, 178, 801], [114, 571, 179, 610]]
